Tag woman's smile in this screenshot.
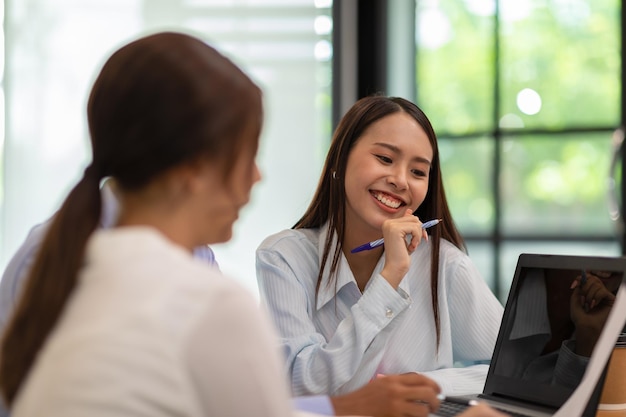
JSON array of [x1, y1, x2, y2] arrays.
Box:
[[370, 190, 405, 210]]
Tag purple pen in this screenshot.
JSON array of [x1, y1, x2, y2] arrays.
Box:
[[350, 219, 442, 254]]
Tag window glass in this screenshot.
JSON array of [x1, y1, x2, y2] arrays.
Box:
[[500, 0, 620, 130], [501, 133, 616, 236], [1, 0, 332, 297], [416, 0, 494, 135], [440, 136, 494, 235], [415, 0, 622, 304]]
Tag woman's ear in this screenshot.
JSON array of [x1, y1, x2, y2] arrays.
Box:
[[180, 159, 221, 195], [153, 162, 202, 200]]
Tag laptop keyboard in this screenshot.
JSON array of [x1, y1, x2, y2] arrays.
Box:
[[435, 400, 533, 417]]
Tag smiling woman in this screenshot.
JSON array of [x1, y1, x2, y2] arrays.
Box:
[[256, 95, 504, 400]]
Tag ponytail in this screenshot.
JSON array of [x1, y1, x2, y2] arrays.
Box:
[[0, 168, 102, 405]]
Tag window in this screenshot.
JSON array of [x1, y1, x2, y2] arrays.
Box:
[[416, 0, 621, 300], [0, 0, 333, 296]]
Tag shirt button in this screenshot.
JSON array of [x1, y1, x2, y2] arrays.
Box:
[[385, 308, 393, 318]]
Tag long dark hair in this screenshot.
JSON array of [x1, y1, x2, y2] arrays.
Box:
[[0, 31, 263, 405], [294, 95, 464, 347]]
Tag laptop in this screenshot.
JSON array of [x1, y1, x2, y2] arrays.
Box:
[[431, 253, 626, 417]]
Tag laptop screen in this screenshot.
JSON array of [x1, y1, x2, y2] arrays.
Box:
[[483, 253, 626, 413]]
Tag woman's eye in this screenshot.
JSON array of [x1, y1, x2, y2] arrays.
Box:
[[376, 155, 392, 164]]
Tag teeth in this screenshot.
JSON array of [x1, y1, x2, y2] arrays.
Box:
[[374, 192, 401, 209]]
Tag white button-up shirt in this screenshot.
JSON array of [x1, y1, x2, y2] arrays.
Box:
[[13, 228, 293, 417], [256, 224, 504, 397]]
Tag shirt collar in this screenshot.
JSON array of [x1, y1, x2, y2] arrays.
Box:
[[315, 223, 412, 310]]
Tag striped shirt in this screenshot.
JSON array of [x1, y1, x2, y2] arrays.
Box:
[[256, 224, 504, 397]]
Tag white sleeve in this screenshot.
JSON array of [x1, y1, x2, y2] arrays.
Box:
[[183, 286, 294, 417]]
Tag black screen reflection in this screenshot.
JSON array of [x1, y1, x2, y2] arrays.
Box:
[[494, 267, 622, 390]]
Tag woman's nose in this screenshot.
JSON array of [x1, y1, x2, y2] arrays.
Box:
[[386, 168, 408, 190]]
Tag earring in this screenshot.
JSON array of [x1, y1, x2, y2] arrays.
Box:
[[332, 170, 337, 180]]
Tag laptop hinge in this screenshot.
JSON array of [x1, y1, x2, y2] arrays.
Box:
[[478, 393, 556, 413]]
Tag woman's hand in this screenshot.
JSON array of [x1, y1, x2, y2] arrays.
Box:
[[380, 209, 428, 288], [570, 272, 616, 356], [330, 372, 511, 417], [330, 372, 441, 417]]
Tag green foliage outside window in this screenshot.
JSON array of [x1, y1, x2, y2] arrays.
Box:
[[416, 0, 620, 238]]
